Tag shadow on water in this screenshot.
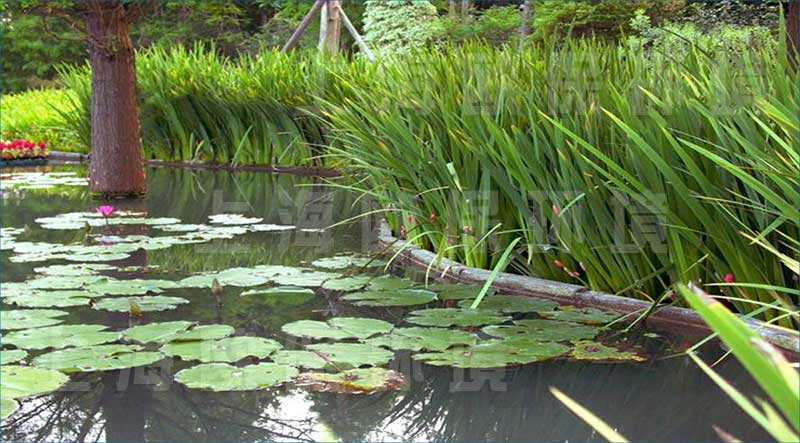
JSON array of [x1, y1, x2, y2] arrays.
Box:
[[0, 165, 771, 442]]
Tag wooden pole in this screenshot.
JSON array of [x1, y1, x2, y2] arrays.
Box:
[[787, 1, 800, 68], [321, 1, 342, 55], [337, 5, 375, 61], [282, 0, 325, 53], [518, 0, 534, 53]]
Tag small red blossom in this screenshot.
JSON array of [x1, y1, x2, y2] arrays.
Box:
[[429, 214, 437, 223], [463, 225, 473, 234], [554, 260, 564, 268], [399, 226, 407, 238], [723, 273, 735, 283], [552, 205, 561, 217]]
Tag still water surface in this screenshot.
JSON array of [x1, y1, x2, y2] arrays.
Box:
[[1, 165, 768, 442]]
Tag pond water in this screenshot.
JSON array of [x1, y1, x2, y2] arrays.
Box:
[[1, 165, 769, 443]]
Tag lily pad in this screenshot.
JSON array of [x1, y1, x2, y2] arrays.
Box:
[[33, 344, 164, 372], [311, 255, 387, 270], [6, 290, 95, 308], [1, 365, 69, 399], [281, 318, 393, 341], [483, 319, 599, 342], [34, 263, 116, 276], [365, 327, 477, 352], [122, 321, 194, 344], [1, 349, 28, 365], [297, 368, 406, 394], [271, 271, 341, 288], [538, 307, 621, 325], [93, 296, 190, 313], [174, 362, 298, 392], [1, 397, 19, 419], [249, 224, 295, 232], [405, 308, 511, 328], [426, 283, 495, 301], [569, 341, 646, 362], [86, 278, 178, 296], [414, 340, 569, 368], [178, 269, 270, 288], [1, 309, 68, 330], [342, 289, 437, 307], [240, 286, 315, 298], [366, 276, 416, 291], [305, 343, 394, 369], [3, 324, 121, 350], [169, 324, 235, 342], [270, 350, 328, 369], [321, 276, 373, 291], [161, 336, 281, 363], [459, 295, 559, 313], [208, 213, 263, 225]]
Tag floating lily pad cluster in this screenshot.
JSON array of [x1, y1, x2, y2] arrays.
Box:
[[0, 171, 87, 193]]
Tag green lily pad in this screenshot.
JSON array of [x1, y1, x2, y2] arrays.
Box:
[[93, 296, 190, 313], [366, 276, 416, 291], [34, 263, 115, 276], [414, 340, 569, 368], [3, 324, 121, 350], [321, 276, 373, 291], [1, 349, 28, 365], [282, 317, 393, 341], [270, 350, 328, 369], [122, 321, 194, 344], [24, 274, 106, 290], [342, 289, 438, 307], [249, 223, 295, 232], [297, 368, 406, 394], [538, 307, 622, 325], [178, 268, 270, 288], [1, 365, 69, 399], [6, 290, 95, 308], [169, 324, 235, 342], [240, 286, 315, 297], [569, 341, 646, 362], [483, 319, 599, 342], [271, 271, 341, 287], [86, 278, 178, 296], [405, 308, 511, 328], [1, 397, 19, 420], [161, 336, 281, 363], [174, 362, 298, 392], [459, 295, 559, 313], [154, 224, 208, 232], [305, 343, 394, 369], [426, 283, 495, 300], [33, 344, 163, 372], [311, 255, 387, 270], [365, 327, 477, 352], [1, 309, 68, 330]]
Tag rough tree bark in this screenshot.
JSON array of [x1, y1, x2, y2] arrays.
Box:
[[787, 1, 800, 68], [320, 1, 342, 54], [84, 1, 146, 198]]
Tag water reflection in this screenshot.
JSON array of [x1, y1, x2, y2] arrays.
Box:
[[1, 165, 769, 442]]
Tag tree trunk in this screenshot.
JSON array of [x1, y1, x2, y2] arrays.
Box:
[[787, 1, 800, 68], [320, 1, 342, 55], [85, 1, 146, 198], [518, 0, 534, 52]]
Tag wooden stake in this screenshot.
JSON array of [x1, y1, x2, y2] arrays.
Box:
[[321, 1, 342, 55], [337, 5, 375, 61], [282, 0, 325, 53], [518, 0, 534, 53]]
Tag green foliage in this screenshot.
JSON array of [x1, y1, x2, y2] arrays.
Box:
[[0, 88, 85, 151], [531, 0, 668, 40], [433, 6, 521, 46], [362, 0, 440, 53]]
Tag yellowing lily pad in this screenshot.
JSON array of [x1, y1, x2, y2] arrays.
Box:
[[161, 336, 281, 363], [459, 295, 559, 313], [342, 289, 437, 307], [282, 317, 393, 341], [305, 343, 394, 369], [569, 341, 646, 362], [483, 319, 599, 342], [3, 324, 121, 350], [414, 340, 569, 368], [33, 344, 164, 372], [174, 362, 298, 392], [297, 368, 406, 394], [1, 365, 69, 400], [1, 309, 68, 330], [365, 327, 477, 352], [405, 308, 511, 328], [538, 307, 621, 325], [93, 296, 190, 312], [270, 350, 329, 369]]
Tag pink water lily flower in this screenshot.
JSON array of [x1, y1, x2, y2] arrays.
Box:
[[96, 205, 115, 217]]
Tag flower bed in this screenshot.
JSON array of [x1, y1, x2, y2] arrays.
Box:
[[1, 140, 50, 166]]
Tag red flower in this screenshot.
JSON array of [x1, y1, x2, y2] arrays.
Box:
[[554, 260, 564, 268], [723, 273, 735, 283], [552, 204, 561, 216], [429, 214, 437, 223], [399, 226, 407, 238], [463, 225, 473, 234]]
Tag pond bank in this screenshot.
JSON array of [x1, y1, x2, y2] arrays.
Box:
[[376, 222, 800, 357], [49, 150, 339, 177]]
